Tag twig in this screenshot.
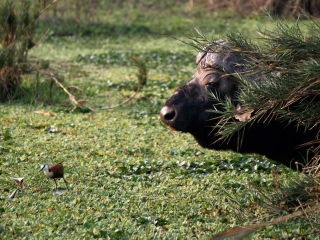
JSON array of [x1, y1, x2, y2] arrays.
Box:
[[46, 71, 93, 112], [47, 71, 79, 107], [101, 55, 148, 110], [24, 0, 58, 29], [273, 229, 320, 240], [100, 85, 144, 110], [208, 203, 320, 240], [297, 198, 313, 228]]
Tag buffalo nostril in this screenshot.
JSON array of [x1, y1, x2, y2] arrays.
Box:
[[160, 106, 176, 122]]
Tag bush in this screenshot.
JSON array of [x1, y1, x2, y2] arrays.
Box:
[[193, 18, 320, 171], [0, 0, 45, 101]]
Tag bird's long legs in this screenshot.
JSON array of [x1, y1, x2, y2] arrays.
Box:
[[63, 177, 69, 191], [53, 179, 58, 190], [52, 178, 69, 191]]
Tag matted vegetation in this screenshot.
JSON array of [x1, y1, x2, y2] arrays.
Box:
[[1, 1, 319, 239]]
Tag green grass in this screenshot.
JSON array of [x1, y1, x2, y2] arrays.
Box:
[[1, 5, 320, 239]]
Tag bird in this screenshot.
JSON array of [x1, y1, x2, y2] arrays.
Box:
[[39, 163, 69, 191]]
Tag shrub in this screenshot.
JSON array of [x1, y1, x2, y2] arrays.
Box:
[[191, 18, 320, 172], [0, 0, 46, 101]]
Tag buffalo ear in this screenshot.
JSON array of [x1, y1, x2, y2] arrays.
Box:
[[195, 41, 247, 75], [196, 50, 206, 65], [235, 104, 254, 122], [195, 40, 228, 67]]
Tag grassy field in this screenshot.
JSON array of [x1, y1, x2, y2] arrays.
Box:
[[1, 4, 319, 239]]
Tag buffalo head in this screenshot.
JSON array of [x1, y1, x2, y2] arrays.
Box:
[[160, 41, 317, 169], [160, 41, 246, 148]]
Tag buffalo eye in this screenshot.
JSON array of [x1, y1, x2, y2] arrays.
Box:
[[206, 81, 219, 89]]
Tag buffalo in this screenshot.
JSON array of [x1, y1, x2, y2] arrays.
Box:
[[160, 41, 318, 170]]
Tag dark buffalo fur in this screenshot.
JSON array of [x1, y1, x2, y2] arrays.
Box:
[[160, 42, 318, 170]]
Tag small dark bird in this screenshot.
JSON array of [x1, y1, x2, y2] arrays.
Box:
[[40, 163, 69, 191]]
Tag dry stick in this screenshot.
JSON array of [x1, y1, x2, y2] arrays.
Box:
[[101, 55, 147, 110], [101, 84, 144, 110], [47, 72, 78, 106], [297, 198, 314, 228], [47, 71, 90, 112], [208, 203, 320, 240], [39, 0, 58, 17]]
